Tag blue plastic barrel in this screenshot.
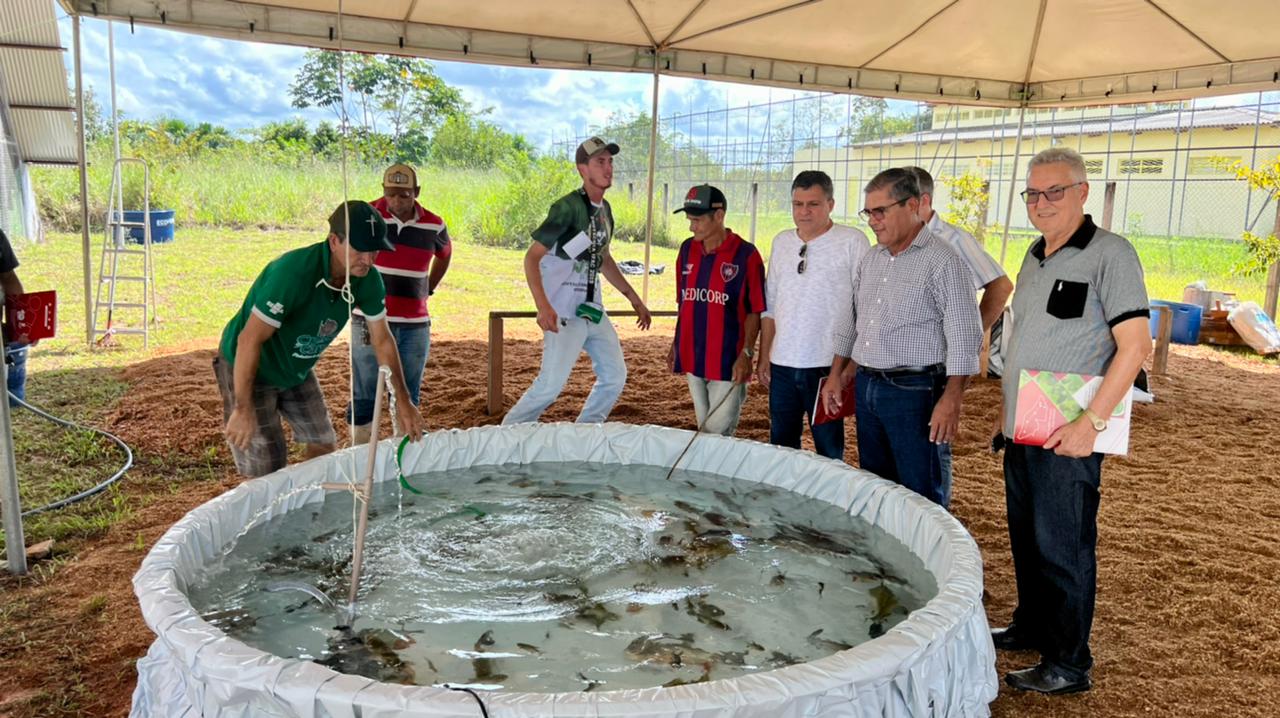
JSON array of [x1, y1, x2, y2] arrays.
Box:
[[116, 209, 176, 244], [1149, 300, 1202, 345]]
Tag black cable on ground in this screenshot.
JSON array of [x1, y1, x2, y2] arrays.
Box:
[[8, 392, 134, 518], [443, 685, 490, 717]]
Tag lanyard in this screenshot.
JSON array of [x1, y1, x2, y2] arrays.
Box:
[[577, 190, 604, 303]]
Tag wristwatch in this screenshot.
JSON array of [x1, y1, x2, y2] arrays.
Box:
[[742, 346, 756, 359], [1082, 408, 1107, 431]]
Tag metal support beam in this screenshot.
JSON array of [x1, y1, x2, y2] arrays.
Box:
[[641, 55, 661, 305], [2, 360, 27, 576], [73, 16, 93, 347], [1265, 201, 1280, 320]]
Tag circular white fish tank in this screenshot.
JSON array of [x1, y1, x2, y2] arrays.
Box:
[[131, 423, 997, 717]]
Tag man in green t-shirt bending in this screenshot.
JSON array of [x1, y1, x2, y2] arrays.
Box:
[[215, 200, 425, 477]]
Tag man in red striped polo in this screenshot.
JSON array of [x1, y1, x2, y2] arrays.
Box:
[[667, 184, 766, 436], [348, 163, 452, 443]]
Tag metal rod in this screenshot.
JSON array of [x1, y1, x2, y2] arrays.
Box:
[[2, 360, 26, 575], [346, 365, 388, 611], [998, 106, 1027, 266], [642, 53, 661, 305], [74, 16, 92, 347]]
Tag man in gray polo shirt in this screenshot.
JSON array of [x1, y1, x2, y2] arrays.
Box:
[[820, 168, 981, 506], [992, 147, 1151, 695]]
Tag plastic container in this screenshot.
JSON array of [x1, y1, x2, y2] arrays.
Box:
[[1149, 300, 1202, 345], [1227, 301, 1280, 354], [114, 209, 176, 244]]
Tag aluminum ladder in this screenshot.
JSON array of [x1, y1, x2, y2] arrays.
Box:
[[92, 158, 158, 348]]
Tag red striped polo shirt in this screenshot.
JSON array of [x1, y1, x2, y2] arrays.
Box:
[[361, 197, 452, 322]]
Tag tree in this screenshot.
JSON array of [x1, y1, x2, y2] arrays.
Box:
[[428, 113, 532, 169], [1216, 155, 1280, 277], [288, 50, 466, 160]]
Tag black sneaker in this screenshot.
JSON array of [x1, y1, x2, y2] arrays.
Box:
[[1005, 663, 1091, 695]]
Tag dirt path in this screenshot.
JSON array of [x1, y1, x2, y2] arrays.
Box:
[[1, 336, 1277, 717]]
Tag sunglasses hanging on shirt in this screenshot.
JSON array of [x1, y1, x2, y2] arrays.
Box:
[[798, 243, 808, 275]]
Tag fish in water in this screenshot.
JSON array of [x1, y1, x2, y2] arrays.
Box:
[[577, 671, 602, 692], [201, 608, 257, 633], [769, 571, 786, 587], [662, 666, 712, 688], [509, 478, 535, 488], [517, 642, 542, 655], [818, 581, 826, 598], [575, 601, 621, 629], [766, 650, 801, 668], [684, 596, 731, 631], [868, 584, 903, 639], [807, 628, 854, 652], [625, 633, 717, 667], [471, 629, 508, 682], [673, 500, 701, 514], [316, 625, 416, 685]]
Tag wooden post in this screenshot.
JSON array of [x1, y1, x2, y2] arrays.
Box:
[[1151, 304, 1173, 376], [749, 182, 759, 244], [1265, 202, 1280, 320], [1101, 181, 1117, 231], [628, 182, 634, 201], [486, 315, 504, 415], [662, 183, 669, 214]]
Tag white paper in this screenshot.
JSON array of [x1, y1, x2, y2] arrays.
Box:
[[562, 231, 591, 260]]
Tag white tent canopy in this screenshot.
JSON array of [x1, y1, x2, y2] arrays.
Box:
[[58, 0, 1280, 107]]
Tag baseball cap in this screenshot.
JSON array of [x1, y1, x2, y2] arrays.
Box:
[[575, 136, 620, 165], [382, 163, 418, 190], [673, 184, 727, 216], [328, 200, 394, 252]]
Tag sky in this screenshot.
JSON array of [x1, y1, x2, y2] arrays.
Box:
[[56, 13, 830, 151]]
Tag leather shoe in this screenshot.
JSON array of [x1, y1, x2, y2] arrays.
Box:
[[1005, 663, 1091, 695], [991, 624, 1035, 651]]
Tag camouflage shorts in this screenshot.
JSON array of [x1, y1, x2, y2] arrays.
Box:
[[213, 354, 336, 477]]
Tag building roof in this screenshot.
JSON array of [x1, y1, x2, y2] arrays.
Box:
[[0, 0, 78, 165], [851, 106, 1280, 148]]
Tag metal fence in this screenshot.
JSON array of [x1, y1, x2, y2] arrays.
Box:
[[553, 91, 1280, 246]]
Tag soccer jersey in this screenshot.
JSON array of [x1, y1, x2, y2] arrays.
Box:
[[673, 231, 767, 381], [219, 241, 387, 389], [360, 197, 451, 323], [531, 188, 613, 320]]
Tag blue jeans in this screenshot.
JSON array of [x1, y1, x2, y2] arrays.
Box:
[[854, 368, 951, 506], [1004, 443, 1103, 681], [347, 316, 430, 426], [768, 364, 844, 461], [503, 316, 626, 424], [5, 344, 27, 407]]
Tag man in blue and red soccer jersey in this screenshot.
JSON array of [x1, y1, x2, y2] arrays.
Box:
[[667, 184, 766, 436]]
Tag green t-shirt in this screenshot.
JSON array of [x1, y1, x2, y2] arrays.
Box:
[[531, 188, 613, 318], [219, 241, 387, 389]]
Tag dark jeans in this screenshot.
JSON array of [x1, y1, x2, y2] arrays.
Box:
[[5, 344, 27, 407], [1004, 442, 1104, 681], [854, 368, 950, 506], [768, 363, 844, 461]]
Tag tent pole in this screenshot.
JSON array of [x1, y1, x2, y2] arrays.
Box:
[[73, 15, 92, 347], [997, 106, 1027, 267], [641, 51, 661, 305]]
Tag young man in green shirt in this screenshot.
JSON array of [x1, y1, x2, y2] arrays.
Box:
[[215, 200, 425, 477]]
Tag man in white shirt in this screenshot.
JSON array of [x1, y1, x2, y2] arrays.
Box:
[[755, 171, 870, 460], [908, 166, 1013, 331]]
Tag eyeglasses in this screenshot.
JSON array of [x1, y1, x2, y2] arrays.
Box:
[[798, 243, 807, 274], [858, 197, 909, 221], [1020, 182, 1083, 204]]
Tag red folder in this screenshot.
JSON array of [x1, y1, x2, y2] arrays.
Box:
[[812, 375, 855, 426], [5, 290, 57, 344]]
